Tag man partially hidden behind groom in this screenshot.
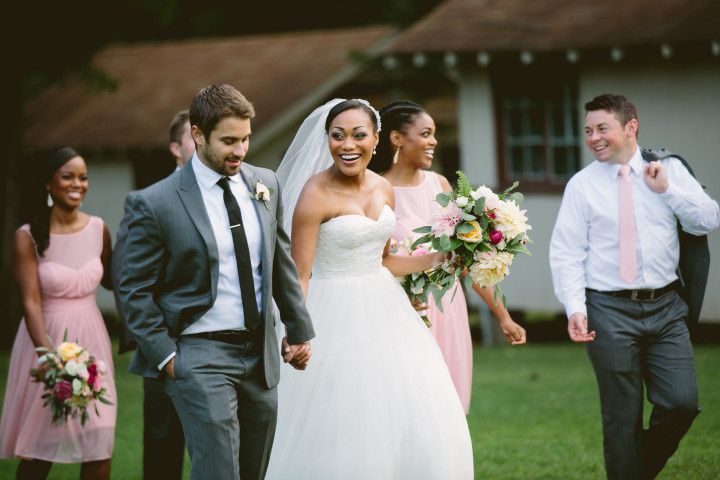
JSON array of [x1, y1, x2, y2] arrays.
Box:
[[550, 93, 719, 479], [119, 83, 315, 480]]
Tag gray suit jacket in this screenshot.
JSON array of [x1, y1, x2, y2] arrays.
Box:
[[111, 192, 140, 354], [117, 162, 314, 388]]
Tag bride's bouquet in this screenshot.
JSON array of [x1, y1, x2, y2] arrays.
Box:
[[30, 332, 113, 426], [412, 171, 532, 305]]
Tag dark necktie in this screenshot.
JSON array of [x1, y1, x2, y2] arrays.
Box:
[[216, 177, 261, 330]]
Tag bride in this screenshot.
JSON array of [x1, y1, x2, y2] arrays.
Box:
[[265, 99, 473, 479]]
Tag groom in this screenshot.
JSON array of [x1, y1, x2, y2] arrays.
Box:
[[119, 83, 315, 480]]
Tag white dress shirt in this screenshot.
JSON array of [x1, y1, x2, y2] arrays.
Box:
[[158, 155, 263, 370], [550, 147, 719, 319]]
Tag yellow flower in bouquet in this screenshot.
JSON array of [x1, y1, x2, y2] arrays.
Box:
[[456, 220, 483, 243], [57, 341, 83, 362]]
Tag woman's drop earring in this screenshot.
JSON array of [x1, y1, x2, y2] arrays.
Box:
[[393, 146, 401, 164], [47, 193, 54, 207]]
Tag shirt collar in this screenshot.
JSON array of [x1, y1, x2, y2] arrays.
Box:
[[191, 153, 243, 191], [602, 146, 643, 181]]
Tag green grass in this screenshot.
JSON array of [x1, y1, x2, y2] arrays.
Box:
[[0, 343, 718, 479]]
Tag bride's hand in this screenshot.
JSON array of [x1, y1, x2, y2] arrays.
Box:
[[429, 251, 449, 269]]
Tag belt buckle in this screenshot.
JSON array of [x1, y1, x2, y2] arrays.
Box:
[[631, 289, 654, 301]]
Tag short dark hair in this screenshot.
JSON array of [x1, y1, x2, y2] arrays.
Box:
[[169, 110, 190, 144], [584, 93, 639, 127], [324, 99, 379, 133], [189, 84, 255, 137], [373, 100, 426, 172]]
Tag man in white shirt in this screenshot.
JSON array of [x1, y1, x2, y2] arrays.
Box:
[[119, 84, 314, 480], [550, 93, 719, 479]]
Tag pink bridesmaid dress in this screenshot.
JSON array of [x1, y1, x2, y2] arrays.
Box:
[[392, 171, 473, 413], [0, 216, 116, 462]]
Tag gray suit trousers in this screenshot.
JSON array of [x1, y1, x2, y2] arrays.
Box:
[[586, 288, 700, 480], [164, 335, 277, 480]]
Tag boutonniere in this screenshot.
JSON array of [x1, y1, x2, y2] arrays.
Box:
[[251, 180, 272, 209]]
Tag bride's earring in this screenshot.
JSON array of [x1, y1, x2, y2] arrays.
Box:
[[47, 192, 54, 207], [393, 146, 401, 164]]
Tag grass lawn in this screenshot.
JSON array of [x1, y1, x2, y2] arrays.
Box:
[[0, 343, 718, 479]]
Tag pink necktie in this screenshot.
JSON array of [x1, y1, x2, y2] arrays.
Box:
[[618, 163, 637, 284]]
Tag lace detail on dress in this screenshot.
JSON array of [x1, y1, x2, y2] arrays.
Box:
[[312, 205, 395, 278]]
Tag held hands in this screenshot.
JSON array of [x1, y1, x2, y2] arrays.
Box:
[[643, 160, 669, 194], [282, 336, 312, 370], [499, 318, 527, 345], [567, 313, 596, 343]]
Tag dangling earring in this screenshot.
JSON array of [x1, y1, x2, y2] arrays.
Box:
[[373, 148, 377, 155], [47, 193, 54, 207], [393, 146, 401, 164]]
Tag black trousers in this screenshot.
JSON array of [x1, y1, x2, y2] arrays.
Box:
[[586, 289, 700, 480], [144, 377, 185, 479]]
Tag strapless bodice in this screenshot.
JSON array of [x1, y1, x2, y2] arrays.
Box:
[[312, 205, 395, 278]]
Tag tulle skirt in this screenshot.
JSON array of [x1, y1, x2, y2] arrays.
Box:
[[0, 297, 116, 462], [266, 267, 473, 479]]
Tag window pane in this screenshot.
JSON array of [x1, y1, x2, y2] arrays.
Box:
[[496, 69, 580, 186]]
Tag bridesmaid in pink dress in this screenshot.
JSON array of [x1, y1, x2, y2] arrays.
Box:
[[0, 147, 116, 479], [376, 101, 527, 413]]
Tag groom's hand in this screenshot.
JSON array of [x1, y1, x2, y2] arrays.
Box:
[[165, 358, 176, 379], [568, 313, 596, 343], [282, 336, 311, 370]]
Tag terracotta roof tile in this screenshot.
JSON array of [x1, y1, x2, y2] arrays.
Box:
[[24, 26, 393, 150], [389, 0, 719, 53]]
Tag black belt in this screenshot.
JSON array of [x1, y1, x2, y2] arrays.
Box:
[[188, 329, 260, 343], [588, 280, 681, 301]]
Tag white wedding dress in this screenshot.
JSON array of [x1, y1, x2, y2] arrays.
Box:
[[266, 204, 473, 480]]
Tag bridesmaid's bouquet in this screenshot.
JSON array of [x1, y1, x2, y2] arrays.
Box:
[[30, 332, 113, 426], [412, 171, 532, 305]]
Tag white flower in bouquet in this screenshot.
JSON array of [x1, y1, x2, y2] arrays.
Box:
[[455, 196, 470, 208], [72, 378, 83, 395], [469, 248, 514, 287], [471, 185, 501, 210], [96, 359, 107, 375], [494, 199, 532, 241]]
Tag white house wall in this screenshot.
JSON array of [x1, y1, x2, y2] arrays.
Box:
[[83, 159, 134, 313], [458, 64, 720, 322]]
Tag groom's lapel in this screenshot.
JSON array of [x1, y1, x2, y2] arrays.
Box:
[[240, 163, 273, 304], [177, 165, 220, 294]]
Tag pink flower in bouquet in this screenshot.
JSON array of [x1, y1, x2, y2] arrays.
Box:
[[87, 363, 101, 391], [53, 380, 73, 401], [411, 245, 430, 256], [431, 203, 462, 237], [489, 229, 503, 245]]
